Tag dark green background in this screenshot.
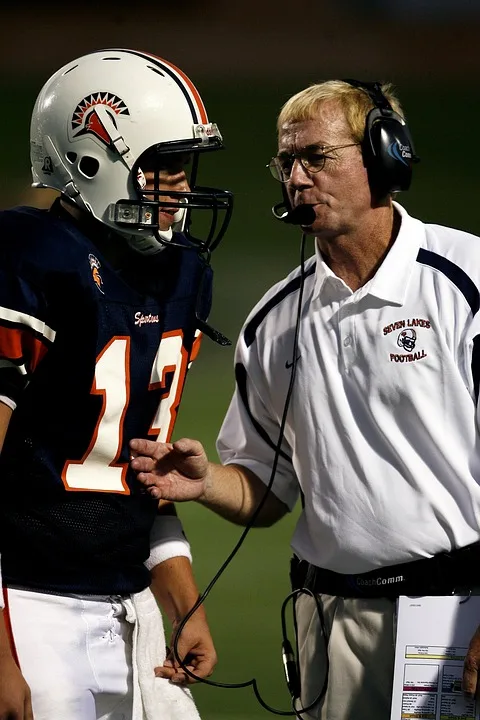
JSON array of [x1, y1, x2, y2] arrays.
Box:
[[2, 77, 480, 719]]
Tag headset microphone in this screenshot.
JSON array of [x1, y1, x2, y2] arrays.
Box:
[[272, 202, 316, 226]]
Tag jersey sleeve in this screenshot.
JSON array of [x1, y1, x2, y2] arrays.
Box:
[[216, 327, 299, 511], [0, 267, 55, 405]]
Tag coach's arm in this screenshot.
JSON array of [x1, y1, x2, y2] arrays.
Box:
[[129, 437, 289, 527]]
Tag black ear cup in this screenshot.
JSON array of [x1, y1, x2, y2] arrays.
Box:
[[343, 79, 419, 195]]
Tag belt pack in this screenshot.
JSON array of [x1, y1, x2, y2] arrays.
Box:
[[290, 542, 480, 599]]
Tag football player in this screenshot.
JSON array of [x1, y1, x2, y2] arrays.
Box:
[[0, 48, 233, 720]]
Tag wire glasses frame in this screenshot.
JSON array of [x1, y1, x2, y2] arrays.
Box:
[[267, 142, 360, 183]]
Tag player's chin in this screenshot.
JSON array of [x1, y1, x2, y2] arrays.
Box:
[[158, 211, 176, 231]]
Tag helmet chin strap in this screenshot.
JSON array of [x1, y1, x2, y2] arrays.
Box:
[[124, 232, 169, 255]]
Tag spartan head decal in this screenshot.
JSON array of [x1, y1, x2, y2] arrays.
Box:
[[71, 93, 130, 148]]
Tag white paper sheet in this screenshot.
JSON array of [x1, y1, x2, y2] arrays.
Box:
[[390, 595, 480, 720]]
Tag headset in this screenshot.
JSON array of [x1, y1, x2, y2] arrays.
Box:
[[344, 78, 419, 196], [273, 78, 419, 223]]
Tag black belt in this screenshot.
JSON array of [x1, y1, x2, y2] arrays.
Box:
[[290, 542, 480, 599]]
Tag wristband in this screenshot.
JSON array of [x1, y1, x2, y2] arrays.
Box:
[[144, 515, 192, 570]]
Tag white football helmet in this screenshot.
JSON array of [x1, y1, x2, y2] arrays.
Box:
[[30, 48, 233, 254]]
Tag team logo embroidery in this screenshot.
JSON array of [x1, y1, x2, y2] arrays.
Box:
[[383, 318, 430, 363], [88, 254, 104, 294], [397, 328, 416, 351], [71, 93, 130, 148]]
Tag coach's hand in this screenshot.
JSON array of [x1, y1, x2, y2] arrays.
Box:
[[130, 438, 208, 502], [0, 654, 33, 720], [463, 624, 480, 697]]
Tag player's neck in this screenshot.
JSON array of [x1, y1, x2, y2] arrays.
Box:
[[59, 198, 83, 223]]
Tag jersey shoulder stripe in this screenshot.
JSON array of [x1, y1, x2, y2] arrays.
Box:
[[416, 248, 480, 315], [0, 306, 56, 343], [243, 261, 316, 349]]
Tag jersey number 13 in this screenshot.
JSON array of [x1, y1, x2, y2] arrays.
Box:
[[62, 331, 190, 493]]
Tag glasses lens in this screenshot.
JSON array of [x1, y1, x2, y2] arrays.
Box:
[[268, 157, 289, 183], [300, 151, 327, 174]]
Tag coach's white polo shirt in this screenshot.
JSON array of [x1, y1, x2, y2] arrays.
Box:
[[217, 202, 480, 573]]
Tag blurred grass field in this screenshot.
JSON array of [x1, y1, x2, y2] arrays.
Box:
[[2, 76, 480, 718]]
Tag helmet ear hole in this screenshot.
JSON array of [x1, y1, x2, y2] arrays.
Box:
[[66, 151, 77, 164], [78, 156, 99, 178]]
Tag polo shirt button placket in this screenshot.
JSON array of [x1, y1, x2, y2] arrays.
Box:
[[341, 319, 355, 373]]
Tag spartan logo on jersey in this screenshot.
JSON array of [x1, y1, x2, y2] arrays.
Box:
[[397, 328, 416, 351], [88, 254, 104, 294], [71, 93, 130, 148]]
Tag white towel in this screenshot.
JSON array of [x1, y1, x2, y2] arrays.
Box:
[[123, 587, 202, 720]]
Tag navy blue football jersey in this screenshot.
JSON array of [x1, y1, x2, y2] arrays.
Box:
[[0, 201, 212, 595]]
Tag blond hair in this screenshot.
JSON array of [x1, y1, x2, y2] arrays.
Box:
[[277, 80, 404, 143]]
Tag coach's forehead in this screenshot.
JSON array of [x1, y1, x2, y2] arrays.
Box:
[[278, 101, 351, 151]]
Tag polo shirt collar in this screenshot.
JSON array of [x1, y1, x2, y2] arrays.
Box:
[[312, 201, 424, 306]]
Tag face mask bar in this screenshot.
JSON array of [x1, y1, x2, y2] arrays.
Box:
[[111, 142, 234, 253], [112, 188, 233, 253]]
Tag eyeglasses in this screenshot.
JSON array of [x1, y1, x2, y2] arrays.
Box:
[[267, 142, 360, 183]]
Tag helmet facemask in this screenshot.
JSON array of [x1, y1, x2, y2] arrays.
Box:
[[112, 137, 233, 255]]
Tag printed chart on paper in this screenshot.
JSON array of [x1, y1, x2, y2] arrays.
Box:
[[391, 595, 480, 720]]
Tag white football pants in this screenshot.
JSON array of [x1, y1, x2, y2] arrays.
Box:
[[6, 587, 134, 720]]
